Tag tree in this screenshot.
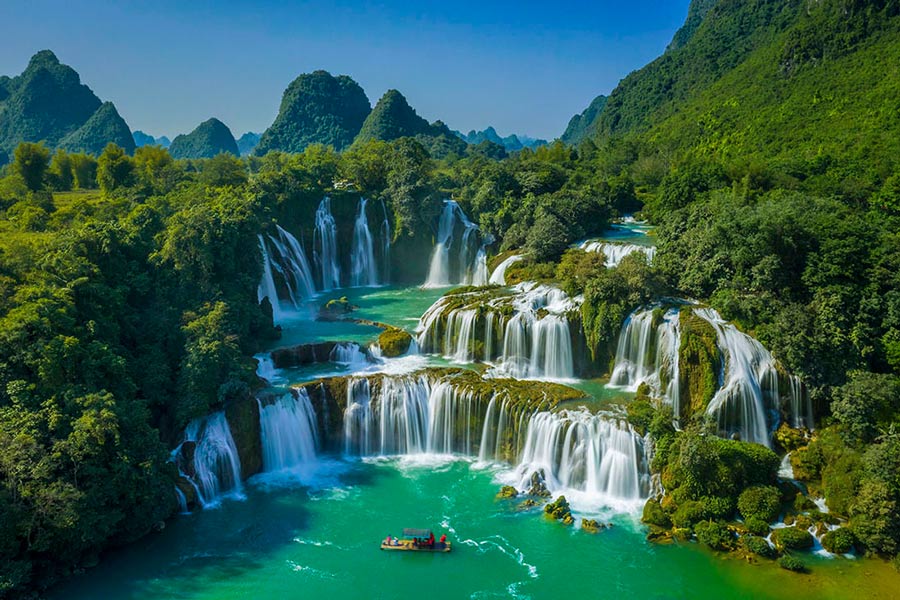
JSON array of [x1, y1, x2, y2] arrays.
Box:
[[12, 142, 51, 192], [134, 145, 182, 194], [69, 153, 98, 189], [48, 149, 74, 191], [96, 143, 135, 194]]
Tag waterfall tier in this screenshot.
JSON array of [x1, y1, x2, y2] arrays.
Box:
[[607, 305, 813, 446], [259, 390, 319, 472], [176, 412, 243, 507], [424, 200, 487, 288], [417, 282, 583, 380], [579, 240, 656, 268], [350, 197, 379, 287], [489, 255, 523, 285], [314, 197, 341, 291]]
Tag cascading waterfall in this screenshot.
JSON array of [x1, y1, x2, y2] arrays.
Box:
[[580, 240, 656, 268], [329, 342, 369, 367], [489, 255, 523, 285], [380, 199, 391, 284], [350, 198, 378, 287], [511, 410, 650, 505], [181, 412, 243, 507], [314, 197, 341, 290], [424, 200, 484, 288], [417, 283, 580, 380], [266, 225, 317, 307], [258, 390, 319, 472], [468, 245, 489, 286], [257, 235, 283, 323], [695, 308, 783, 446], [608, 308, 681, 412]]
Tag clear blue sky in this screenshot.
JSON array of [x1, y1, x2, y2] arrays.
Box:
[[0, 0, 691, 141]]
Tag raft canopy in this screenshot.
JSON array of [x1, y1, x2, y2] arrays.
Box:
[[403, 528, 432, 538]]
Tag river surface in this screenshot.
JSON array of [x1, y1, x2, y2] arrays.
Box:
[[51, 229, 900, 599]]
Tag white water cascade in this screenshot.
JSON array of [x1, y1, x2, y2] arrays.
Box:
[[510, 410, 650, 505], [181, 412, 243, 507], [380, 199, 391, 284], [695, 308, 810, 446], [258, 390, 319, 472], [269, 225, 316, 305], [314, 197, 341, 290], [424, 200, 483, 288], [417, 282, 580, 381], [489, 255, 523, 285], [257, 235, 283, 323], [580, 241, 656, 268], [608, 308, 681, 413], [350, 198, 379, 287]]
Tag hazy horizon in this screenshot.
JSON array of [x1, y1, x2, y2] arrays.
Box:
[[0, 0, 691, 141]]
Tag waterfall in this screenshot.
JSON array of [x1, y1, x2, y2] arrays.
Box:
[[695, 308, 785, 446], [255, 353, 279, 384], [182, 412, 243, 507], [329, 342, 369, 367], [350, 198, 378, 287], [443, 309, 479, 363], [489, 255, 523, 285], [258, 390, 318, 472], [174, 486, 188, 513], [314, 197, 341, 290], [424, 200, 482, 288], [608, 308, 681, 412], [380, 199, 391, 284], [417, 283, 579, 380], [468, 245, 489, 286], [580, 241, 656, 268], [511, 410, 650, 504], [257, 235, 283, 323], [267, 225, 316, 307]]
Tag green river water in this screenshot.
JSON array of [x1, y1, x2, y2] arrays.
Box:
[[50, 238, 900, 598]]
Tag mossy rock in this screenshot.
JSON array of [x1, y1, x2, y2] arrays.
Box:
[[778, 554, 807, 573], [677, 312, 721, 421], [378, 328, 412, 357], [225, 393, 262, 480], [793, 493, 815, 512], [673, 528, 693, 542], [496, 485, 519, 500], [741, 535, 776, 558], [821, 528, 855, 554], [526, 470, 552, 498], [581, 518, 602, 533], [318, 296, 355, 319], [544, 495, 573, 524], [516, 498, 541, 511], [771, 527, 814, 551], [642, 499, 672, 528], [775, 423, 806, 452]]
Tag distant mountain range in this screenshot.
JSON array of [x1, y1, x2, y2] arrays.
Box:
[[0, 50, 134, 164], [133, 130, 171, 148], [455, 127, 547, 152], [236, 132, 260, 156]]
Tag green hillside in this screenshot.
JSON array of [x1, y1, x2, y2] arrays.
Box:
[[0, 50, 134, 163], [565, 0, 900, 190], [255, 70, 371, 155], [168, 118, 239, 159], [560, 94, 607, 145], [354, 89, 467, 157]]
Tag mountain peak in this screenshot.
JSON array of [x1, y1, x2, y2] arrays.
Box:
[[255, 70, 370, 154], [168, 117, 239, 159], [27, 49, 61, 69]]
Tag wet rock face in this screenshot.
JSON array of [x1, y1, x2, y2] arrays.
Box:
[[544, 495, 573, 525], [225, 395, 262, 479], [527, 470, 551, 498], [271, 342, 340, 368], [496, 486, 519, 500]]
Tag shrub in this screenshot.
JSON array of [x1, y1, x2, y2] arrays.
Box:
[[642, 499, 671, 528], [745, 516, 771, 537], [738, 485, 781, 523], [672, 500, 706, 529], [694, 520, 734, 551], [821, 528, 856, 554], [741, 535, 775, 558], [700, 495, 735, 520], [772, 527, 814, 550], [779, 555, 807, 572]]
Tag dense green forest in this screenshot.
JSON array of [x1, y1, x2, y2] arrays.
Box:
[[1, 0, 900, 596]]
